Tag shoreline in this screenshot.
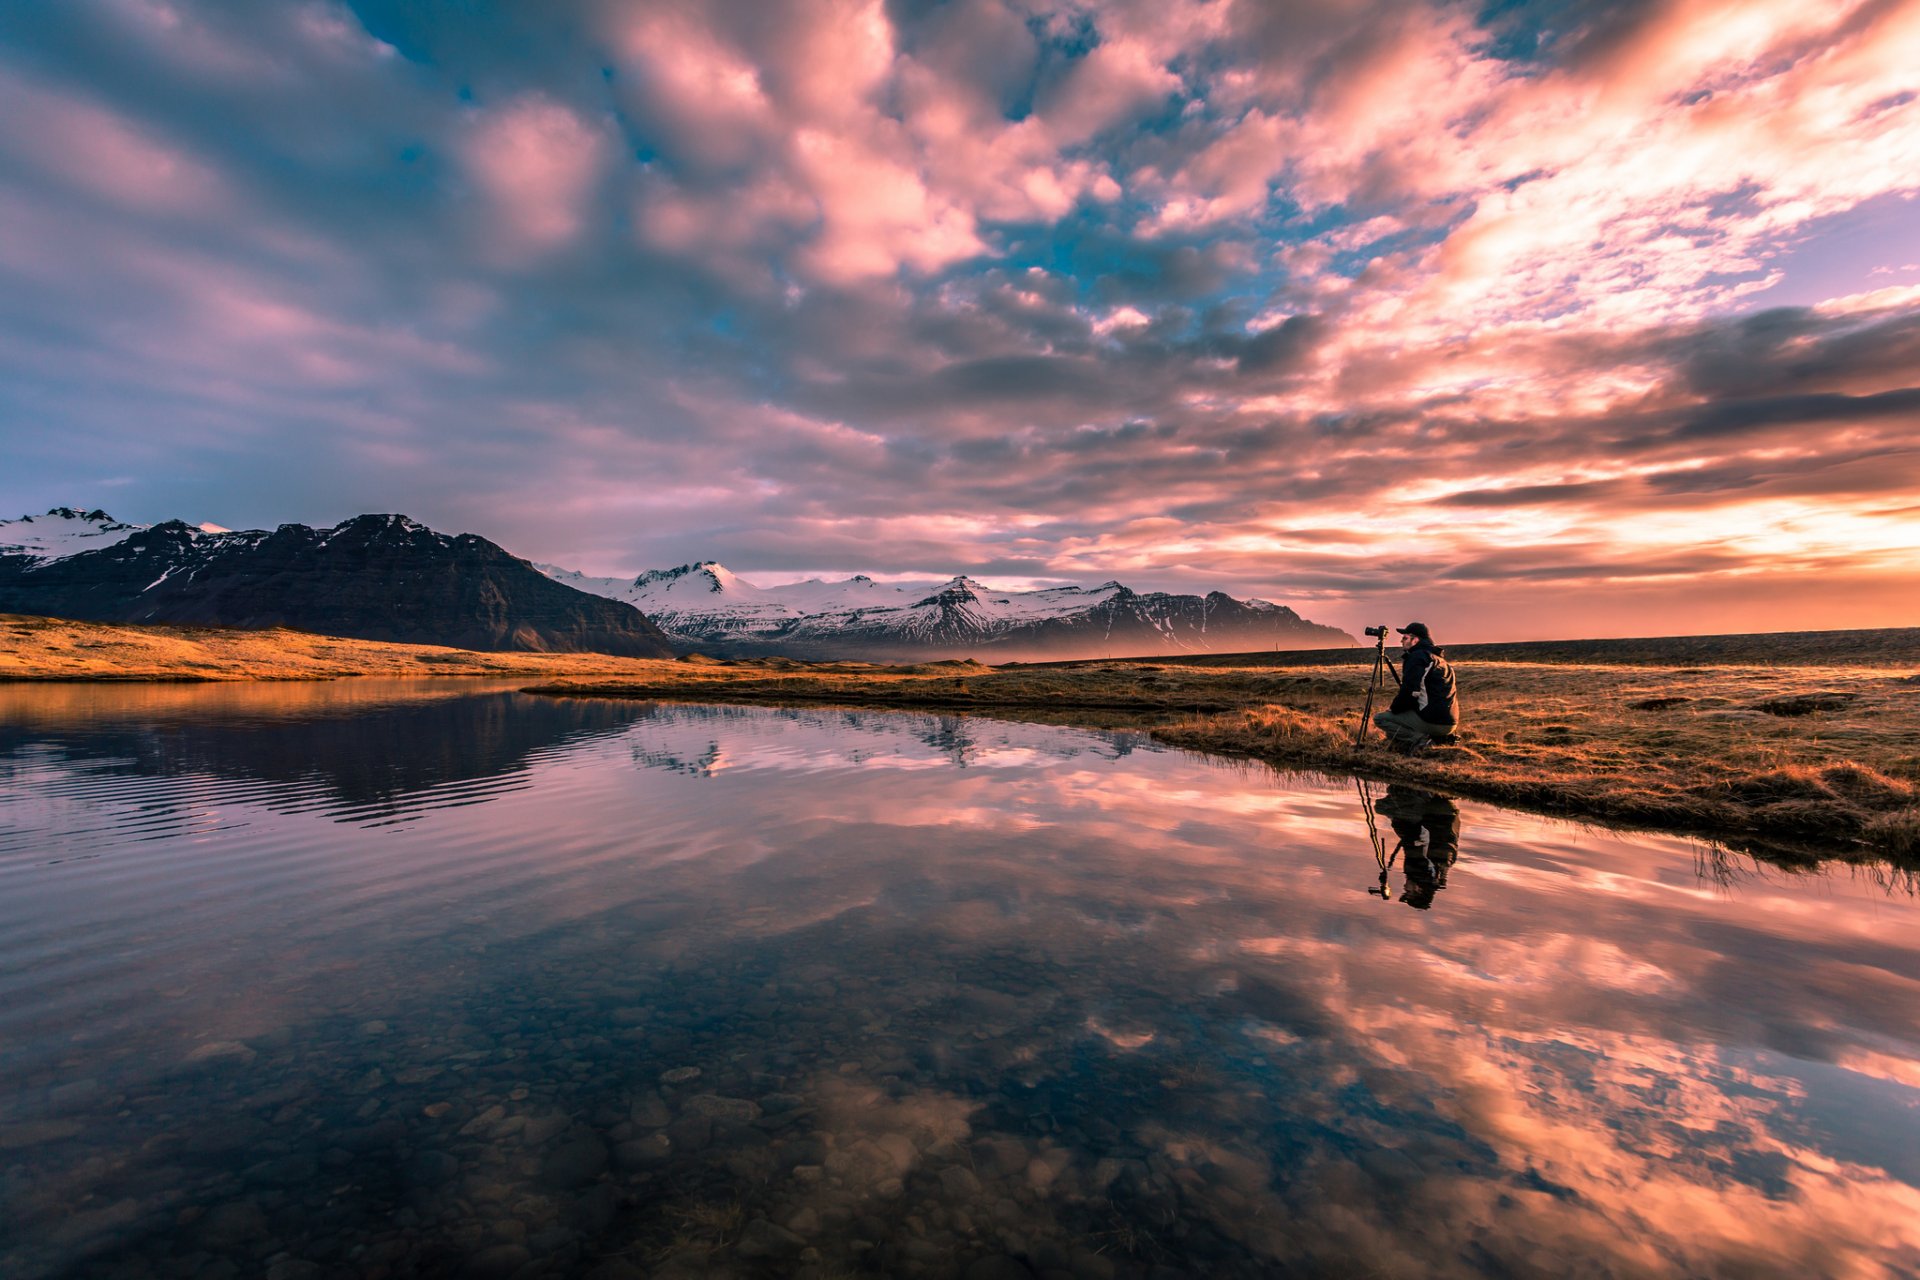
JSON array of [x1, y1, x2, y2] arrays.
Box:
[[523, 659, 1920, 867], [5, 612, 1916, 866]]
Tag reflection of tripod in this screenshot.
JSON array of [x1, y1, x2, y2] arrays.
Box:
[[1354, 631, 1402, 746], [1358, 779, 1395, 898]]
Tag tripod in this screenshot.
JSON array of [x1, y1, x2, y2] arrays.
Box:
[[1357, 779, 1395, 898], [1354, 631, 1401, 746]]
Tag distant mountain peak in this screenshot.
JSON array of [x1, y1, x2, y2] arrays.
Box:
[[334, 513, 430, 536], [1, 509, 674, 657], [632, 560, 749, 594], [40, 506, 119, 523], [536, 554, 1357, 660], [2, 507, 146, 563]]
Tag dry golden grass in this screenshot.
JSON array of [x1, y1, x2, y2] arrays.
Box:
[[0, 613, 681, 682], [6, 612, 1916, 862], [534, 655, 1920, 862]]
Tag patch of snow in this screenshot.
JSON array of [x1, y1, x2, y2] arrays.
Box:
[[541, 558, 1151, 645], [0, 508, 143, 563]]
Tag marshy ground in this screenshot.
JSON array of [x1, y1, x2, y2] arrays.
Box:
[[529, 633, 1920, 864], [5, 612, 1916, 863]]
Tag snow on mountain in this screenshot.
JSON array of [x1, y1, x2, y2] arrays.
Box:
[[538, 559, 1353, 659], [538, 561, 894, 636], [0, 508, 146, 563], [0, 508, 238, 565], [2, 512, 675, 656]]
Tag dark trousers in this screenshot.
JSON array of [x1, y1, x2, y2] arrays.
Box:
[[1374, 708, 1455, 745]]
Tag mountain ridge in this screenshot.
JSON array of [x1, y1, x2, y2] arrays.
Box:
[[0, 509, 674, 657], [3, 507, 1352, 661], [538, 557, 1356, 660]]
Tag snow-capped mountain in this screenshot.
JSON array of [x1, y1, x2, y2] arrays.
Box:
[[538, 559, 1355, 660], [0, 506, 198, 563], [4, 506, 1351, 661], [1, 509, 673, 657]]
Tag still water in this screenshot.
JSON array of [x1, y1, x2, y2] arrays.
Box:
[[2, 681, 1918, 1280]]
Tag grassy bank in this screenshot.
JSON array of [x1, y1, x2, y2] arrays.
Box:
[[5, 613, 1915, 862], [531, 652, 1920, 863], [0, 613, 675, 681]]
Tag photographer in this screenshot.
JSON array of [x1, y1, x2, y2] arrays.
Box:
[[1373, 622, 1458, 752]]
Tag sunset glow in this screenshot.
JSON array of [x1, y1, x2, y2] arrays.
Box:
[[3, 1, 1917, 638]]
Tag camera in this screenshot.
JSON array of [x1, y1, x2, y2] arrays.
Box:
[[1364, 625, 1389, 639]]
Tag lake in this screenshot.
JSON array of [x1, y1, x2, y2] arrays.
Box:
[[3, 680, 1918, 1279]]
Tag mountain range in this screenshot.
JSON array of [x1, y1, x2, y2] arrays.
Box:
[[2, 508, 1354, 661], [0, 508, 673, 657], [538, 559, 1354, 660]]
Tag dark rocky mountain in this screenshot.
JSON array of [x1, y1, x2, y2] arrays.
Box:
[[0, 513, 675, 657]]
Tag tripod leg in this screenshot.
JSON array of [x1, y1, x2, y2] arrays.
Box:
[[1355, 643, 1384, 745]]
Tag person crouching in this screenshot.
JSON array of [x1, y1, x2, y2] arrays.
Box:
[[1373, 622, 1458, 752]]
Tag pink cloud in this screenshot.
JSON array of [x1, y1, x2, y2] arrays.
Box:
[[460, 94, 608, 261], [602, 0, 1140, 284], [1038, 34, 1182, 145], [789, 127, 987, 283], [0, 72, 230, 218]]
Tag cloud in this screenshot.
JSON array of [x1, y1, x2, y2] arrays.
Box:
[[460, 94, 608, 261], [0, 0, 1914, 639]]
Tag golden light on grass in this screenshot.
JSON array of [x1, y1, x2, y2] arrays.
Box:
[[5, 612, 1916, 863]]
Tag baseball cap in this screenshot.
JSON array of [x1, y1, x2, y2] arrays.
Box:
[[1397, 622, 1430, 640]]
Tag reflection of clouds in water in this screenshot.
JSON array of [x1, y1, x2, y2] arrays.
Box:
[[6, 694, 1920, 1277], [1416, 936, 1680, 994], [1327, 1022, 1920, 1276], [1837, 1049, 1920, 1092], [617, 702, 1152, 778]]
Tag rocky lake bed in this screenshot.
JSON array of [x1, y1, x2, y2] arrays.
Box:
[[4, 682, 1919, 1278]]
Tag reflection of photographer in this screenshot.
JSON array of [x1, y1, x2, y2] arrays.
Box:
[[1375, 785, 1461, 910], [1372, 622, 1459, 753]]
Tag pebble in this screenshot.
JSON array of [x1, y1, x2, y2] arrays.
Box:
[[939, 1165, 983, 1198], [1025, 1150, 1071, 1191], [683, 1093, 761, 1123], [520, 1112, 570, 1146], [198, 1200, 268, 1245], [875, 1132, 917, 1173], [459, 1105, 506, 1136], [462, 1243, 531, 1279], [407, 1150, 460, 1187], [541, 1137, 609, 1188], [735, 1219, 806, 1259], [629, 1091, 672, 1127], [614, 1134, 673, 1168]]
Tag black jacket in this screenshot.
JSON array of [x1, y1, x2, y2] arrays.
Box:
[[1391, 640, 1457, 724]]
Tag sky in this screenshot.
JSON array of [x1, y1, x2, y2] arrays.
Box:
[[1, 0, 1917, 641]]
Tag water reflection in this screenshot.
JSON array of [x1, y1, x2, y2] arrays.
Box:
[[0, 687, 1916, 1280], [1360, 782, 1463, 910]]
